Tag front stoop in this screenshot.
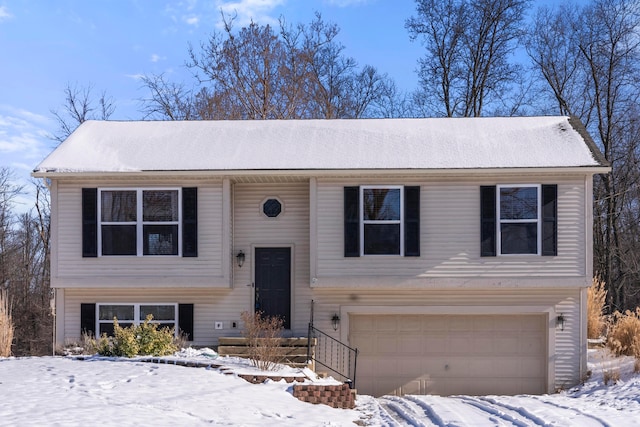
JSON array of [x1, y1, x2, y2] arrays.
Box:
[[293, 384, 356, 409], [217, 337, 315, 369]]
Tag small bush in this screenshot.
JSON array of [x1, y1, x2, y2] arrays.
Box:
[[240, 310, 284, 371], [136, 316, 176, 356], [587, 276, 608, 339], [0, 290, 14, 357], [603, 368, 620, 385], [607, 308, 640, 357], [95, 315, 177, 358], [112, 319, 140, 357]]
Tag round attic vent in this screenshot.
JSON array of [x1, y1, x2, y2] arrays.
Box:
[[262, 198, 282, 218]]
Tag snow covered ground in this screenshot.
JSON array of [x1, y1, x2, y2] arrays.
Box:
[[0, 348, 638, 426]]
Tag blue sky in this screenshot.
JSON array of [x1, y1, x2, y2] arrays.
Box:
[[0, 0, 423, 209]]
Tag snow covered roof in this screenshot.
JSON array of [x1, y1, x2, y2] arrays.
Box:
[[33, 116, 609, 175]]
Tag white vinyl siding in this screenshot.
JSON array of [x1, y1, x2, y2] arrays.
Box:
[[315, 176, 586, 281], [232, 182, 310, 336], [63, 288, 241, 347], [52, 179, 225, 288]]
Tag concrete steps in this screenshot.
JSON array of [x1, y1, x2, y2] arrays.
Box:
[[217, 337, 316, 369]]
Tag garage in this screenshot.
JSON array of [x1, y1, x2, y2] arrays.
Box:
[[350, 314, 547, 397]]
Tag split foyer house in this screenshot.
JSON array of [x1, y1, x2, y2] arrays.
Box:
[[33, 116, 610, 397]]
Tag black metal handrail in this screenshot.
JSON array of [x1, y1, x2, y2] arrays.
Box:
[[307, 323, 358, 389]]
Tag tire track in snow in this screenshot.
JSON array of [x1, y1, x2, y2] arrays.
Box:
[[378, 396, 435, 426], [403, 396, 448, 426], [526, 395, 612, 427], [404, 395, 520, 426], [459, 396, 550, 426]]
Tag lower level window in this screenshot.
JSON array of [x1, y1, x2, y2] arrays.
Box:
[[97, 303, 177, 336]]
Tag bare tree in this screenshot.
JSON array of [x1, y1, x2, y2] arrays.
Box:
[[527, 0, 640, 311], [0, 169, 52, 355], [0, 168, 23, 294], [141, 13, 397, 120], [407, 0, 531, 117], [50, 82, 115, 143], [140, 74, 197, 120]]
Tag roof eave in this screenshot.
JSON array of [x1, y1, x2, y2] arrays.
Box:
[[31, 165, 612, 179]]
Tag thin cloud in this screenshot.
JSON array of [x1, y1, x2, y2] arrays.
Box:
[[0, 6, 13, 22], [325, 0, 370, 6], [183, 14, 200, 26], [125, 73, 146, 81], [150, 54, 166, 63], [215, 0, 285, 27], [0, 106, 53, 160]]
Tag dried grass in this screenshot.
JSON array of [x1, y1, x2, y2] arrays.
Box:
[[0, 290, 14, 357], [603, 367, 621, 385], [607, 308, 640, 358], [587, 276, 608, 339], [240, 311, 284, 371]]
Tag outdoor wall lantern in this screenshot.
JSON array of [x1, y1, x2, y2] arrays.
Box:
[[236, 250, 245, 268], [557, 313, 565, 331], [331, 313, 341, 331]]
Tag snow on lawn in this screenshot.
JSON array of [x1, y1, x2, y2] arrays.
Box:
[[1, 348, 639, 426]]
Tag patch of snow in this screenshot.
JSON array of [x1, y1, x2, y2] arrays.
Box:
[[0, 347, 638, 426], [33, 117, 606, 174]]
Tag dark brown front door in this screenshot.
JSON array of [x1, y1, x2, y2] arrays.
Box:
[[254, 247, 291, 329]]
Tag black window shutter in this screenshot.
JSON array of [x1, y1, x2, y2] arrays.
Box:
[[80, 303, 96, 337], [82, 188, 98, 257], [178, 304, 194, 341], [344, 187, 360, 257], [480, 186, 497, 257], [542, 184, 558, 256], [404, 186, 420, 256], [182, 188, 198, 257]]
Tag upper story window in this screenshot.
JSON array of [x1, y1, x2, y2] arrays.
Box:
[[99, 189, 180, 256], [360, 186, 404, 255], [344, 185, 420, 258], [498, 185, 541, 255], [481, 184, 557, 257]]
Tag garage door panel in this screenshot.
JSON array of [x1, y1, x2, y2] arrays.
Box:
[[495, 336, 523, 354], [521, 359, 546, 376], [398, 358, 423, 376], [350, 316, 374, 332], [351, 314, 547, 397], [399, 336, 422, 354], [450, 317, 473, 331], [424, 335, 447, 354], [375, 335, 398, 354], [471, 336, 496, 354], [374, 317, 398, 332], [520, 335, 545, 353], [423, 317, 448, 331]]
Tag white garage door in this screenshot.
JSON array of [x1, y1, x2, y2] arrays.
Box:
[[350, 314, 547, 397]]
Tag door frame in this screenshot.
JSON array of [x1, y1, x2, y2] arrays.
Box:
[[251, 243, 295, 330]]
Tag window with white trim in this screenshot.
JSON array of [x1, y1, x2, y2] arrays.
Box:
[[99, 189, 181, 256], [498, 185, 541, 255], [360, 186, 404, 255], [96, 303, 177, 337]]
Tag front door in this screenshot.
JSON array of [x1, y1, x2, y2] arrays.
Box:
[[254, 247, 291, 329]]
